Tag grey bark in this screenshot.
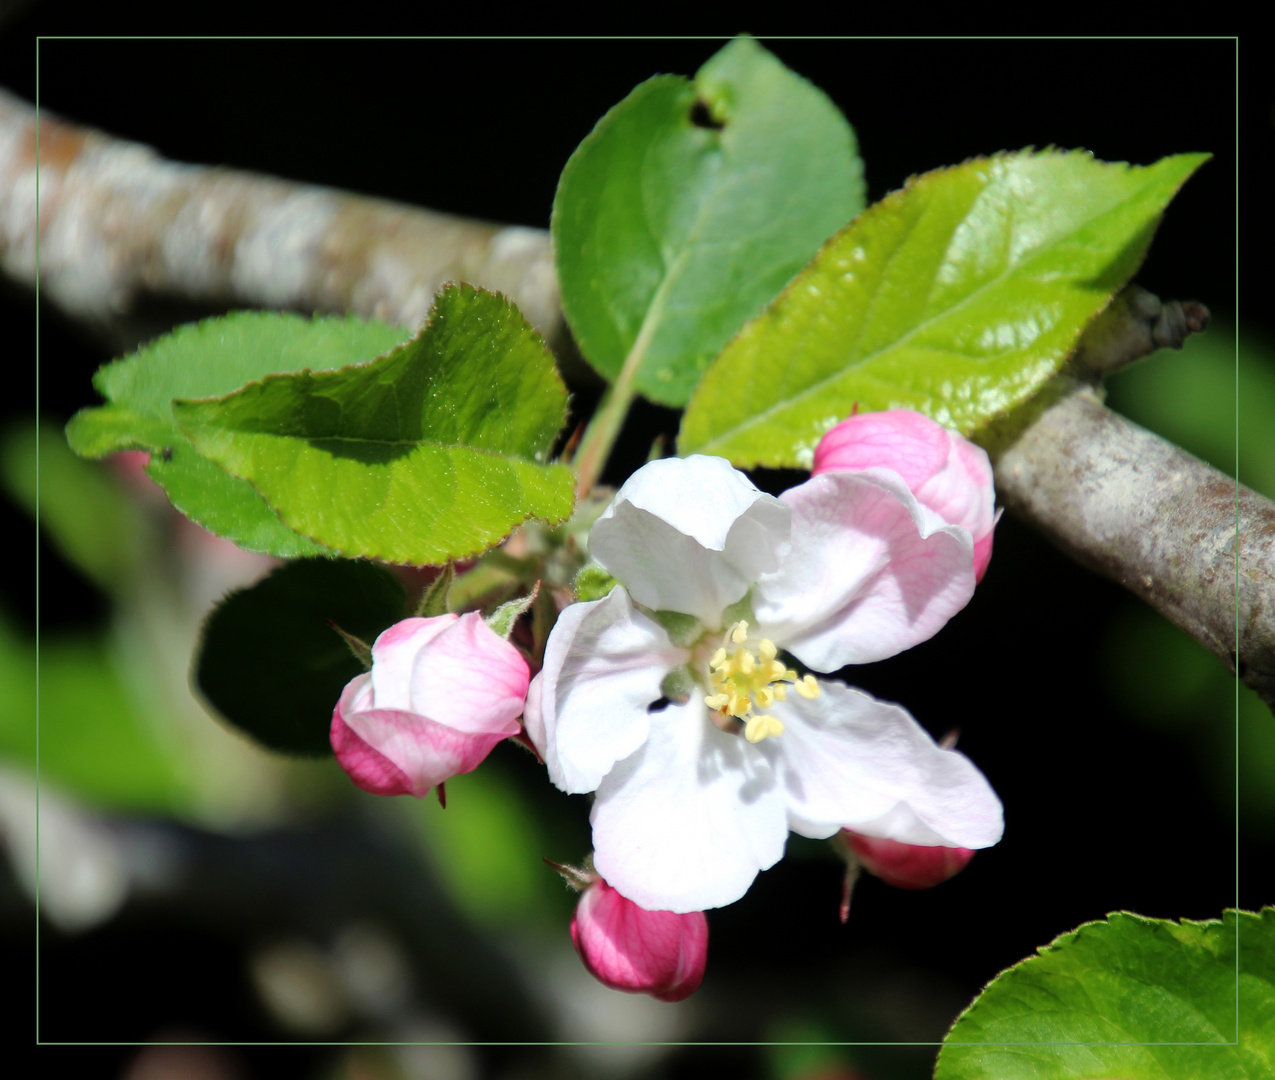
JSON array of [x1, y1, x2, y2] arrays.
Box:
[[0, 87, 565, 353], [990, 288, 1272, 709]]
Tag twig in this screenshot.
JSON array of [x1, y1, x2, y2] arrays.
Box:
[[990, 290, 1273, 710], [0, 88, 566, 352]]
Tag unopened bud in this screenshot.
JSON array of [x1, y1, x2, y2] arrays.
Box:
[[813, 409, 997, 581], [843, 830, 975, 890], [570, 878, 708, 1003]]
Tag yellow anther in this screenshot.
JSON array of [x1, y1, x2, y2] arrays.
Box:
[[744, 714, 785, 744], [795, 674, 821, 700], [702, 628, 810, 742]]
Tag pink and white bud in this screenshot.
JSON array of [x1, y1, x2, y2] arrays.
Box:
[[843, 830, 975, 890], [330, 613, 528, 798], [812, 409, 997, 581], [571, 878, 708, 1003]]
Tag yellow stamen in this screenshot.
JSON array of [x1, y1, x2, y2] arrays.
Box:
[[744, 714, 785, 744], [795, 674, 821, 700], [702, 628, 819, 743]]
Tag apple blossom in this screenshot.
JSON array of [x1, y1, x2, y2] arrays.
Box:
[[812, 409, 997, 581], [842, 830, 975, 890], [571, 875, 708, 1002], [523, 454, 1003, 914], [331, 613, 528, 798]]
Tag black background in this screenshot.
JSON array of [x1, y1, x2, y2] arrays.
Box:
[[2, 18, 1261, 1080]]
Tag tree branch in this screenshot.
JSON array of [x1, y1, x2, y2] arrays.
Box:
[[990, 290, 1273, 710], [4, 90, 1269, 709], [0, 88, 565, 352]]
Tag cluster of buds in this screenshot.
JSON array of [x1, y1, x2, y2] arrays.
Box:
[[322, 409, 997, 1002]]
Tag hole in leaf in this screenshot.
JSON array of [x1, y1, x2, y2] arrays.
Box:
[[689, 99, 725, 130]]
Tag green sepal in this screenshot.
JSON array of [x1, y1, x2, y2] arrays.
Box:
[[329, 622, 374, 671], [652, 609, 703, 648], [574, 563, 619, 603], [416, 564, 455, 617], [486, 582, 540, 641], [720, 591, 756, 632], [660, 665, 697, 705]]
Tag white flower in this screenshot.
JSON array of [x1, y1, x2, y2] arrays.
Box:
[[524, 455, 1004, 913]]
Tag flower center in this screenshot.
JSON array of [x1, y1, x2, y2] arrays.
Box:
[[702, 621, 820, 744]]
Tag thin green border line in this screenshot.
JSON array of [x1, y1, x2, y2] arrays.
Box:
[[34, 32, 42, 1050], [27, 33, 1244, 1055], [1233, 32, 1241, 1047]]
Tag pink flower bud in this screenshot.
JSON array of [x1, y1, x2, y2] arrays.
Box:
[[330, 613, 528, 798], [843, 830, 974, 890], [812, 409, 997, 581], [570, 878, 708, 1002]]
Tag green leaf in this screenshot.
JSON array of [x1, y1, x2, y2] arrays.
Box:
[[936, 909, 1275, 1080], [679, 149, 1208, 467], [174, 285, 575, 566], [194, 558, 406, 756], [66, 311, 412, 557], [552, 35, 865, 407]]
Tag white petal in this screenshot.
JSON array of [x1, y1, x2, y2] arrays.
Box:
[[773, 681, 1003, 849], [533, 587, 687, 795], [590, 701, 789, 913], [369, 615, 457, 710], [753, 470, 974, 670], [589, 455, 790, 626]]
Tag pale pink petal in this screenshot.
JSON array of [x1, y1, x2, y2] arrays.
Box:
[[341, 704, 518, 798], [971, 530, 995, 583], [531, 587, 687, 795], [812, 410, 950, 490], [330, 675, 416, 797], [814, 411, 998, 584], [753, 471, 975, 670], [571, 878, 708, 1002], [913, 433, 995, 551], [773, 681, 1003, 849], [590, 455, 790, 625], [370, 615, 458, 710], [407, 612, 530, 734], [590, 701, 788, 913], [843, 831, 975, 890]]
